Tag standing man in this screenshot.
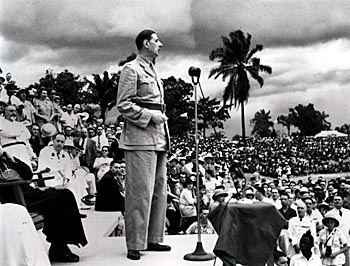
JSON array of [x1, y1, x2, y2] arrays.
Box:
[[117, 29, 170, 260]]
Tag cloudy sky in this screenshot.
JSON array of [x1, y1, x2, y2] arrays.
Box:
[[1, 0, 350, 137]]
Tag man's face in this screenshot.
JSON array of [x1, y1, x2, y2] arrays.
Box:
[[304, 199, 313, 212], [299, 237, 313, 257], [110, 163, 121, 175], [53, 135, 65, 152], [97, 127, 103, 136], [74, 104, 80, 113], [120, 163, 126, 176], [275, 256, 288, 266], [81, 128, 88, 138], [31, 125, 40, 136], [146, 33, 163, 58], [297, 205, 306, 218], [88, 129, 95, 138], [333, 196, 343, 209], [18, 91, 26, 101], [6, 73, 11, 81], [67, 104, 73, 112], [4, 106, 17, 121], [280, 195, 289, 208], [65, 127, 73, 136], [271, 189, 279, 200]]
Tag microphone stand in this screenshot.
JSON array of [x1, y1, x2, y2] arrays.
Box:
[[184, 69, 215, 262]]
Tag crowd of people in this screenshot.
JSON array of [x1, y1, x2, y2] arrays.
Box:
[[1, 65, 350, 265]]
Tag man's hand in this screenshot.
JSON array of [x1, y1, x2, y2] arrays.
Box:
[[151, 112, 168, 125]]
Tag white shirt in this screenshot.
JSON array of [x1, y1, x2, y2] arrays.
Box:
[[61, 111, 79, 128], [288, 215, 317, 247], [179, 188, 197, 217], [38, 146, 73, 187], [327, 207, 350, 245], [319, 227, 347, 266], [290, 253, 322, 266], [92, 134, 109, 151]]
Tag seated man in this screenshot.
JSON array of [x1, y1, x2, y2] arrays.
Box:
[[95, 160, 125, 213], [185, 209, 215, 235], [38, 133, 87, 211], [0, 148, 87, 263]]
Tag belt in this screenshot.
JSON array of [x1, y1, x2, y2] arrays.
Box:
[[2, 141, 26, 148], [136, 102, 166, 112]]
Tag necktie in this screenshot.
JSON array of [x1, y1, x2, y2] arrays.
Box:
[[97, 136, 101, 150], [339, 210, 342, 217], [57, 152, 60, 159]]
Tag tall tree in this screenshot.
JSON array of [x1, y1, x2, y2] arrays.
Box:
[[250, 109, 274, 137], [288, 103, 332, 136], [277, 113, 293, 136], [198, 97, 230, 138], [85, 71, 119, 121], [27, 69, 89, 105], [209, 30, 272, 143], [163, 76, 194, 137], [335, 123, 350, 135]]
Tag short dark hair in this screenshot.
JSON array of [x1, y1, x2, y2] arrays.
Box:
[[135, 29, 155, 50], [273, 250, 286, 262]]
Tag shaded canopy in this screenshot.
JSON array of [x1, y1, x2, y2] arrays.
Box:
[[315, 130, 347, 138]]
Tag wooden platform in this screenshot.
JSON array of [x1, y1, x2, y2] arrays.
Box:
[[37, 208, 224, 266]]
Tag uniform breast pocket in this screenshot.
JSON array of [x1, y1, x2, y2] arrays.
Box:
[[138, 76, 159, 97]]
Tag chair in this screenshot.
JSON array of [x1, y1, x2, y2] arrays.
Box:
[[0, 170, 54, 230]]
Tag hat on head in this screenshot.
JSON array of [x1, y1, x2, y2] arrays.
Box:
[[212, 188, 228, 200], [300, 187, 309, 193], [40, 123, 57, 137], [0, 77, 5, 83], [322, 212, 340, 227], [245, 187, 255, 196], [169, 156, 178, 162], [64, 139, 75, 149], [295, 199, 306, 209], [204, 153, 213, 160], [16, 88, 27, 95], [318, 202, 330, 211]]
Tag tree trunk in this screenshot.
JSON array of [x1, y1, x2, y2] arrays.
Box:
[[241, 100, 246, 144]]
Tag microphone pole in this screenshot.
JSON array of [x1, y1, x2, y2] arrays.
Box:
[[184, 67, 215, 262]]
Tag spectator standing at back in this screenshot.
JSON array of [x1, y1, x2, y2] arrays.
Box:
[[75, 127, 97, 172], [60, 104, 79, 131], [33, 88, 55, 128], [327, 194, 350, 265], [92, 125, 109, 152]]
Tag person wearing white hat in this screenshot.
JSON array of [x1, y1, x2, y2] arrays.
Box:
[[319, 212, 348, 266], [326, 194, 350, 265]]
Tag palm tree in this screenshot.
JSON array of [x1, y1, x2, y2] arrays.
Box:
[[209, 30, 272, 143], [277, 114, 293, 136], [250, 109, 274, 137], [85, 71, 119, 121]]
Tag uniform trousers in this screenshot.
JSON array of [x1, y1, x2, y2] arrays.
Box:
[[124, 150, 167, 250]]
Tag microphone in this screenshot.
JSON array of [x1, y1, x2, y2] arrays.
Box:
[[188, 66, 201, 78]]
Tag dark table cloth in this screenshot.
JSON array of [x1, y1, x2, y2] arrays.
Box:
[[208, 202, 287, 266]]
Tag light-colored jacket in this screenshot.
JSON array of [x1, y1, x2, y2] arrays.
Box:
[[116, 55, 170, 151]]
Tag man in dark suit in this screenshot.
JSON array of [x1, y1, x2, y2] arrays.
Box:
[[117, 29, 171, 260], [74, 127, 97, 172], [95, 160, 125, 213]]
